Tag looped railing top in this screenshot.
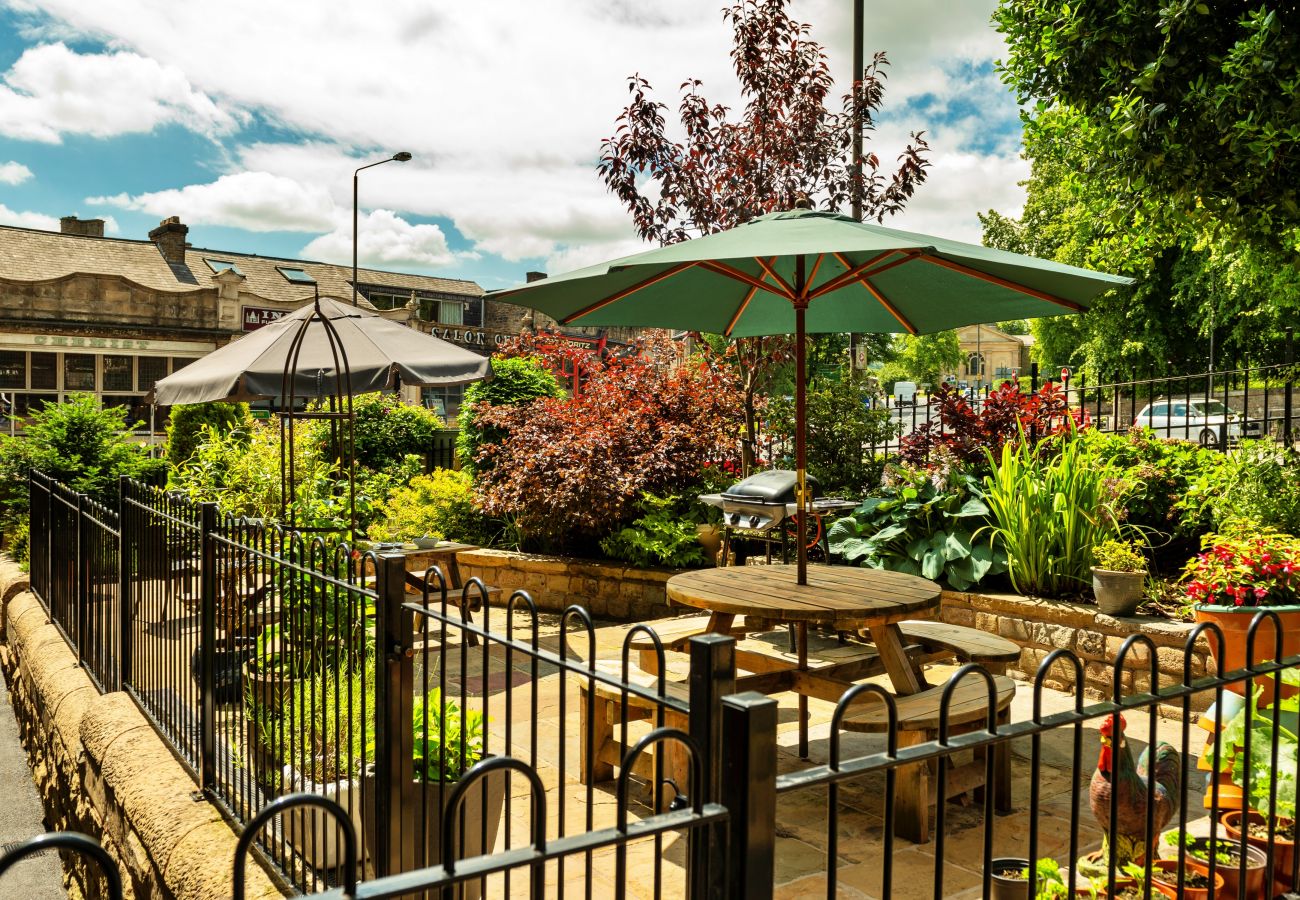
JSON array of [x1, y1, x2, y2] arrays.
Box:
[[0, 832, 123, 900]]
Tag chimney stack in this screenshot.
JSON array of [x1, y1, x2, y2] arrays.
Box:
[[149, 216, 190, 264], [59, 216, 105, 238], [525, 271, 547, 283]]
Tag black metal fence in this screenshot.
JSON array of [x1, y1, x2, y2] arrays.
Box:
[[23, 473, 1300, 899]]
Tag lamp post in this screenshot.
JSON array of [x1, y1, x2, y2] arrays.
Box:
[[352, 152, 412, 306]]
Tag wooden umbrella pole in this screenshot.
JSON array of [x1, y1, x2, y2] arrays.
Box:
[[794, 254, 808, 585]]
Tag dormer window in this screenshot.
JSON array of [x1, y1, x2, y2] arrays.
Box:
[[276, 266, 316, 284], [203, 258, 244, 276]]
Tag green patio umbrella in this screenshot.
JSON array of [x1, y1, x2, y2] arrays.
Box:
[[490, 205, 1131, 583]]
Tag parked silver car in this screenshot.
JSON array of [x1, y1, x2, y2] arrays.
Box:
[[1133, 399, 1241, 446]]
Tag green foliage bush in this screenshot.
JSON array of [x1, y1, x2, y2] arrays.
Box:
[[1186, 440, 1300, 536], [766, 377, 901, 495], [309, 392, 442, 472], [0, 395, 165, 559], [164, 402, 251, 467], [367, 469, 488, 545], [456, 357, 562, 474], [827, 455, 1006, 590], [599, 493, 707, 568], [982, 432, 1130, 598], [1091, 539, 1146, 573]]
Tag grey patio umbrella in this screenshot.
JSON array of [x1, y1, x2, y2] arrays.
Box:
[[150, 296, 490, 406]]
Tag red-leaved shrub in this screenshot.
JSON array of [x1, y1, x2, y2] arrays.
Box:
[[472, 334, 742, 550], [899, 381, 1087, 468]]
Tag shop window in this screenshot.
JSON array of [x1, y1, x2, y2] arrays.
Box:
[[103, 355, 133, 392], [0, 351, 23, 389], [137, 356, 168, 392], [64, 354, 95, 391], [421, 385, 464, 419], [29, 353, 56, 390]]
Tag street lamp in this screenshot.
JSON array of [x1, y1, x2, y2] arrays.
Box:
[[353, 151, 412, 306]]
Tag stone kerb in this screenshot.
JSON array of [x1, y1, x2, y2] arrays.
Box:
[[0, 580, 282, 900], [941, 590, 1214, 718], [457, 549, 675, 620]]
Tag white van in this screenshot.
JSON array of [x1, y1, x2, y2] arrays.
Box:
[[893, 381, 918, 407]]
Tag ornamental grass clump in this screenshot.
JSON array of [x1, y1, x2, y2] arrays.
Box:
[[982, 430, 1130, 597], [1182, 527, 1300, 608]]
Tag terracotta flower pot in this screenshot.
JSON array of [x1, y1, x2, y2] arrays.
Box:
[[1162, 835, 1268, 900], [1193, 603, 1300, 704], [1092, 567, 1145, 616], [1222, 809, 1297, 894], [1146, 858, 1223, 899]]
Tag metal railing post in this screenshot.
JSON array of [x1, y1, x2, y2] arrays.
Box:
[[721, 692, 777, 900], [198, 501, 218, 794], [373, 552, 414, 877], [687, 633, 736, 899], [117, 476, 132, 689], [75, 491, 86, 666], [1285, 326, 1294, 447], [46, 474, 53, 621]]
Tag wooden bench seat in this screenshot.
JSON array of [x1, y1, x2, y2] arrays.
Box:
[[840, 673, 1015, 844], [896, 621, 1021, 674], [579, 659, 691, 810]]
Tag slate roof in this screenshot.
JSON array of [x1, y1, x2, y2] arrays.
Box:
[[0, 223, 483, 305]]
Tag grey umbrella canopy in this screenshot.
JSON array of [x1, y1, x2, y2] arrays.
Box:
[[150, 296, 491, 405]]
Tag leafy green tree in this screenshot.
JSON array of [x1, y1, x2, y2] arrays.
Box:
[[893, 331, 960, 387], [312, 392, 442, 472], [165, 402, 252, 467], [995, 1, 1300, 245], [456, 356, 562, 474]]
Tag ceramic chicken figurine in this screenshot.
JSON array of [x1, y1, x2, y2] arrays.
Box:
[[1088, 713, 1181, 865]]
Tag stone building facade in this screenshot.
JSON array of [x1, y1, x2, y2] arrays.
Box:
[[945, 323, 1035, 389], [0, 215, 643, 425]]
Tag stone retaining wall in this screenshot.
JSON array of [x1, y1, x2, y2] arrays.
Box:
[[0, 560, 282, 900], [940, 590, 1214, 718], [456, 549, 675, 619]]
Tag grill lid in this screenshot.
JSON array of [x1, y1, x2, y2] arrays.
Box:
[[721, 469, 820, 504]]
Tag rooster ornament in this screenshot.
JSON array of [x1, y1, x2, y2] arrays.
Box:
[[1088, 713, 1181, 867]]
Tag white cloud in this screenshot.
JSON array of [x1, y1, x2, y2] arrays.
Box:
[[0, 203, 58, 230], [87, 171, 336, 232], [0, 161, 33, 185], [301, 209, 456, 269], [16, 0, 1026, 269], [0, 42, 240, 143]]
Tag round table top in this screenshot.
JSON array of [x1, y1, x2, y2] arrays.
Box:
[[665, 564, 941, 625]]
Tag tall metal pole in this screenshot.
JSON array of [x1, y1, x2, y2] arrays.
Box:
[[795, 255, 809, 586], [848, 0, 865, 374], [352, 152, 412, 306]]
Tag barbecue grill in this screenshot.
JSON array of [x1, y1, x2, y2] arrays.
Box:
[[700, 470, 857, 564]]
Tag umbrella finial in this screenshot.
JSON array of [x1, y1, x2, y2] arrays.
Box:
[[794, 194, 812, 210]]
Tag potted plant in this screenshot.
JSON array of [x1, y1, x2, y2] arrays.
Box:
[[279, 670, 369, 871], [990, 858, 1031, 900], [1160, 831, 1268, 900], [1183, 526, 1300, 702], [363, 689, 505, 900], [1125, 860, 1223, 899], [1028, 858, 1137, 898], [1091, 539, 1147, 616]]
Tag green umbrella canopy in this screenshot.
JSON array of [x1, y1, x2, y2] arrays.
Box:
[[489, 208, 1131, 336]]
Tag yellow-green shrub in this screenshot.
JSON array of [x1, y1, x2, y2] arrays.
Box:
[[368, 469, 482, 543]]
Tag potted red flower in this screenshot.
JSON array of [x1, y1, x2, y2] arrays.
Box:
[[1183, 527, 1300, 704]]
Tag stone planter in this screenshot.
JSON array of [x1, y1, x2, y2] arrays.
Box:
[[281, 765, 365, 871], [1091, 567, 1145, 616], [1194, 603, 1300, 704], [363, 768, 507, 900]]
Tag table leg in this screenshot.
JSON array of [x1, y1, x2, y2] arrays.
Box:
[[797, 621, 809, 759], [895, 729, 930, 844], [707, 612, 735, 635], [868, 622, 926, 695]]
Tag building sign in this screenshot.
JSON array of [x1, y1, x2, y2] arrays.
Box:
[[243, 306, 289, 331], [0, 333, 216, 353], [430, 327, 515, 348]]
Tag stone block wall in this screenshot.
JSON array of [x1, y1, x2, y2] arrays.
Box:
[[456, 549, 675, 620], [0, 560, 283, 900], [940, 590, 1215, 719]]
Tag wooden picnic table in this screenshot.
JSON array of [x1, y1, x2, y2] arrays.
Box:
[[664, 563, 942, 757]]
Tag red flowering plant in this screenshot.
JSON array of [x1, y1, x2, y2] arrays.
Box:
[[899, 381, 1089, 470], [1181, 526, 1300, 609]]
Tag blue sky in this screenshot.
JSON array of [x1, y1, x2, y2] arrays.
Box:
[[0, 0, 1026, 291]]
